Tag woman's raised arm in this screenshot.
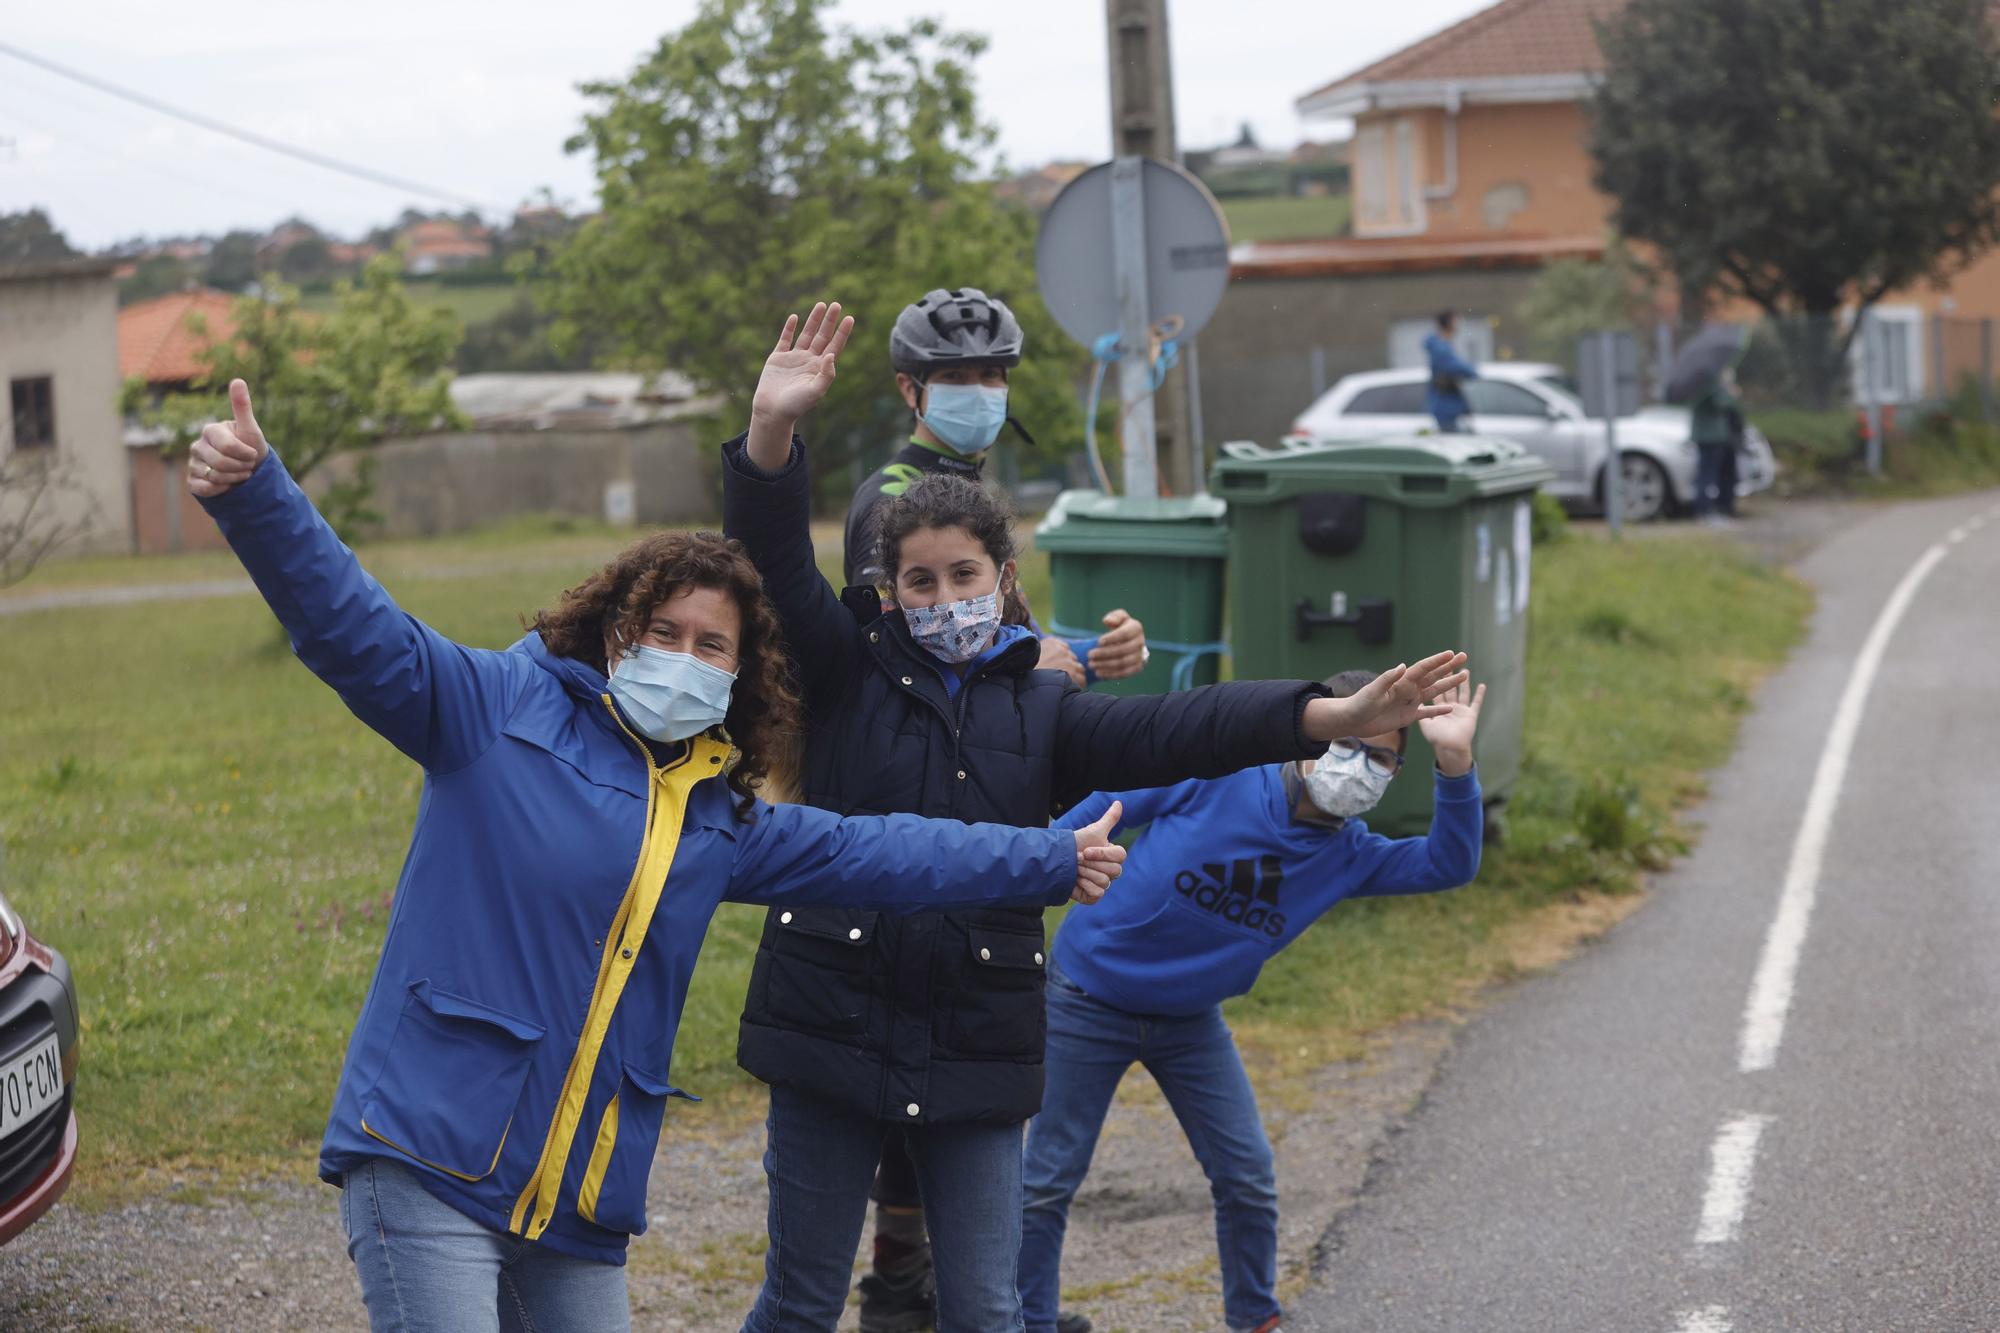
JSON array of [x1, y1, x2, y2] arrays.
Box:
[[190, 380, 521, 771]]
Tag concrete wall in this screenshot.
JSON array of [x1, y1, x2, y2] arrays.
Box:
[[0, 270, 126, 554], [1195, 267, 1548, 448], [311, 419, 717, 539]]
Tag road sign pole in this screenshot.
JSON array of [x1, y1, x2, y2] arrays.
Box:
[[1110, 155, 1159, 497], [1105, 0, 1190, 494], [1598, 330, 1623, 540]]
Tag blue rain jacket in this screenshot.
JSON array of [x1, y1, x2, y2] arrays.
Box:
[[1425, 332, 1478, 426], [198, 450, 1079, 1265]]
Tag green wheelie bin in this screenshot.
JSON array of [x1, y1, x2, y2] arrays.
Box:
[[1209, 436, 1555, 838], [1032, 491, 1230, 697]]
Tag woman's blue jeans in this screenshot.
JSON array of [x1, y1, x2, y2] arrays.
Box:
[[1018, 963, 1281, 1333], [742, 1082, 1027, 1332], [340, 1157, 631, 1333]]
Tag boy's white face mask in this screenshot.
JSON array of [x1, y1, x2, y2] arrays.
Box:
[[1303, 742, 1394, 818]]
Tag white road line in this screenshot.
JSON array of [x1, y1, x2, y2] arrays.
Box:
[[1672, 1306, 1734, 1333], [1736, 540, 1952, 1072], [1696, 1113, 1773, 1244]]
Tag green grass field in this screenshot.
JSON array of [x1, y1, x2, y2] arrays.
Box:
[[1219, 194, 1352, 245], [0, 521, 1807, 1204]]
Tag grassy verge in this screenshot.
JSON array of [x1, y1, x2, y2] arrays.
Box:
[[1756, 405, 2000, 498], [0, 524, 1804, 1207], [1218, 194, 1351, 244]]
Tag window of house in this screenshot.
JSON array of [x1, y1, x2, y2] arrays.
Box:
[[9, 377, 55, 450], [1394, 117, 1420, 226], [1852, 308, 1925, 404], [1355, 124, 1388, 228]]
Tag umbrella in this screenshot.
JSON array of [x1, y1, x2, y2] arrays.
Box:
[[1663, 322, 1749, 404]]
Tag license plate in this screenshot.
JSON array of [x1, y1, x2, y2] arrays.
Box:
[[0, 1033, 63, 1144]]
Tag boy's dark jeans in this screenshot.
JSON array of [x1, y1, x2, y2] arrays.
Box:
[[1019, 962, 1281, 1333]]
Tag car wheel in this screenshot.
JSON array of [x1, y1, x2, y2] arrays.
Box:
[[1597, 452, 1671, 523]]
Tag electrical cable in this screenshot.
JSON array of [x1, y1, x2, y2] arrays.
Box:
[[0, 39, 498, 212]]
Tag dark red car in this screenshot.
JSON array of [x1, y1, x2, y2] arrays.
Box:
[[0, 889, 77, 1247]]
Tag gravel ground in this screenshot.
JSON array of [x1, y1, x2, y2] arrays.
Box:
[[0, 1020, 1457, 1333]]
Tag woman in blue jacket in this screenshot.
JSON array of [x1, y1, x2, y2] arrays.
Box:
[[183, 379, 1129, 1333], [724, 305, 1468, 1332]]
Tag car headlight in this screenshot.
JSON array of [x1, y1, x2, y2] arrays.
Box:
[[0, 889, 20, 942]]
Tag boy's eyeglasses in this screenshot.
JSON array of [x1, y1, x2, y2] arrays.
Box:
[[1333, 737, 1404, 779]]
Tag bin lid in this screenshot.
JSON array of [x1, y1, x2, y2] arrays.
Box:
[[1210, 434, 1555, 507], [1033, 489, 1231, 556]]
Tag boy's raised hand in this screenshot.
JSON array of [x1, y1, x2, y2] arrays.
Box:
[[186, 379, 268, 499], [746, 302, 855, 472], [1303, 650, 1469, 744], [1069, 800, 1126, 905], [1416, 680, 1484, 778]]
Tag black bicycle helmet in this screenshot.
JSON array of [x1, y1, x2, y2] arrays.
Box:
[[889, 287, 1025, 376]]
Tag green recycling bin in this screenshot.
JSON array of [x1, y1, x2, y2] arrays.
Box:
[[1033, 491, 1230, 697], [1210, 436, 1555, 837]]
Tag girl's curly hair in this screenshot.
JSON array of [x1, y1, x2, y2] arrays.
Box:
[[874, 474, 1033, 626], [530, 530, 799, 818]]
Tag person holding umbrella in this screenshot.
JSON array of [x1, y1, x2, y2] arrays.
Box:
[[1664, 323, 1751, 521]]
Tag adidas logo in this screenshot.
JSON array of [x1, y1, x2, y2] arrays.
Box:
[[1172, 856, 1288, 939]]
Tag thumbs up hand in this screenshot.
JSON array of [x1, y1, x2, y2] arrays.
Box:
[[187, 379, 269, 498], [1068, 800, 1127, 905]]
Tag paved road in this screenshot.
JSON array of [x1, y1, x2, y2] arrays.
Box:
[[1294, 490, 2000, 1333]]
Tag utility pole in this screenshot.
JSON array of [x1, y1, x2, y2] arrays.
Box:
[[1105, 0, 1195, 496]]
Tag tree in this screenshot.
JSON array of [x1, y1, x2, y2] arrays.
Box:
[[0, 452, 93, 587], [120, 254, 198, 305], [1516, 239, 1658, 367], [539, 0, 1082, 494], [0, 209, 79, 264], [1590, 0, 2000, 406], [130, 253, 466, 537], [204, 231, 262, 292]]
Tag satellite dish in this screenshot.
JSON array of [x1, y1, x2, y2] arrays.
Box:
[[1035, 158, 1232, 349]]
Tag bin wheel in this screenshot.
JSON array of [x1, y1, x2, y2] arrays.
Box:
[[1482, 799, 1508, 847]]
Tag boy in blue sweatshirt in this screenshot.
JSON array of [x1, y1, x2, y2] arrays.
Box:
[[1019, 671, 1486, 1333]]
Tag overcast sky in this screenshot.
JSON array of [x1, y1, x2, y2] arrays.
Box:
[[0, 0, 1491, 249]]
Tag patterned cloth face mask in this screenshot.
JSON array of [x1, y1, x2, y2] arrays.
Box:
[[903, 574, 1004, 664]]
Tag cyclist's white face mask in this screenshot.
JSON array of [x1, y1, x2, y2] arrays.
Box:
[[1303, 741, 1394, 817]]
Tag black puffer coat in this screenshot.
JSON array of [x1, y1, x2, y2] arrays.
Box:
[[723, 436, 1327, 1125]]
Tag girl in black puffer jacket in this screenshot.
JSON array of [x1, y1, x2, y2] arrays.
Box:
[[725, 303, 1467, 1333]]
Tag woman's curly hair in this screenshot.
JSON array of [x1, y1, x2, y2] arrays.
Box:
[[530, 530, 799, 818]]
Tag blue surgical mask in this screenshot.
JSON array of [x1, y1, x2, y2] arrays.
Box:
[[607, 645, 736, 743], [920, 384, 1009, 456], [903, 575, 1004, 664]]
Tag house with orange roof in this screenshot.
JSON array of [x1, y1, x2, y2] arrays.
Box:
[[1196, 0, 2000, 447], [117, 288, 242, 554], [399, 219, 493, 276]]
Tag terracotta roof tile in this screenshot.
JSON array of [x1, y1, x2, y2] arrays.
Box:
[[117, 288, 240, 385], [1306, 0, 2000, 105]]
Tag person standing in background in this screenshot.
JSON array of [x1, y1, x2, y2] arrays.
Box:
[[1424, 310, 1478, 434]]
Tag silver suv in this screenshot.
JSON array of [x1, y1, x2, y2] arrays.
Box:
[[1287, 362, 1776, 522]]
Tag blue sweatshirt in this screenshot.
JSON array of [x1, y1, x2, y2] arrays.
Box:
[[1051, 764, 1483, 1016]]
